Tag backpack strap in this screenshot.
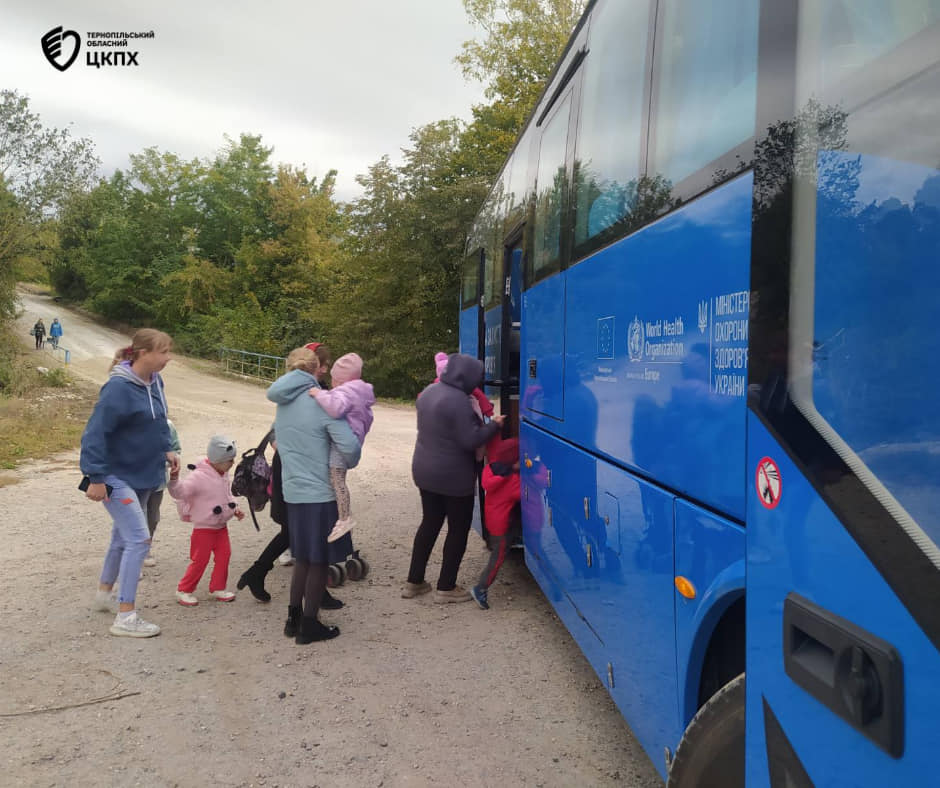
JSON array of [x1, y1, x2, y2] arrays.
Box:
[[247, 504, 261, 531], [257, 429, 274, 455]]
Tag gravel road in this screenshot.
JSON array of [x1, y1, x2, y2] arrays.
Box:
[[1, 291, 664, 787]]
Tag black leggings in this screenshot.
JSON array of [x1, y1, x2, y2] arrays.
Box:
[[253, 523, 290, 572], [407, 490, 474, 591]]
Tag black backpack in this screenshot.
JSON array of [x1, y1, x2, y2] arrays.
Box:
[[231, 429, 273, 531]]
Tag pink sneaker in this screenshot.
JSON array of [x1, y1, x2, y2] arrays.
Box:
[[327, 518, 355, 543], [211, 590, 236, 602]]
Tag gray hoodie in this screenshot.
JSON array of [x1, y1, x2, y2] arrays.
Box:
[[411, 354, 500, 496]]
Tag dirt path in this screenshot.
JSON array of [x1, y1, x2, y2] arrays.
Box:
[[1, 292, 663, 787]]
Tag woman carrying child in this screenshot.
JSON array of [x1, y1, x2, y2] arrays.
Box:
[[308, 352, 375, 543], [236, 342, 337, 602], [266, 346, 361, 644], [81, 329, 178, 637]]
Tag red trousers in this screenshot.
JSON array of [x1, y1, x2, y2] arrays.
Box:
[[178, 527, 231, 593]]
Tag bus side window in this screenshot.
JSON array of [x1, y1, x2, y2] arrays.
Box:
[[573, 0, 653, 255], [461, 250, 480, 310], [651, 0, 759, 188], [529, 94, 572, 287]]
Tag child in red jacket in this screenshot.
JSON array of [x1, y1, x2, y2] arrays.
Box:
[[470, 437, 521, 610], [169, 435, 245, 606]]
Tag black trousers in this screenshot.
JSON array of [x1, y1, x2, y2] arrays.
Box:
[[407, 489, 474, 591]]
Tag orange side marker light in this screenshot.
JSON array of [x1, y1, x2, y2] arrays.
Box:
[[674, 576, 696, 600]]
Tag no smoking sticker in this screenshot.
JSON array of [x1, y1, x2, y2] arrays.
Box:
[[756, 457, 781, 509]]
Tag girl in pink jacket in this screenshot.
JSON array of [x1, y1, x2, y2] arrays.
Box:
[[309, 353, 375, 543], [169, 435, 245, 606]]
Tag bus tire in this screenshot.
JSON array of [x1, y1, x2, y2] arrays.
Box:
[[667, 673, 745, 788]]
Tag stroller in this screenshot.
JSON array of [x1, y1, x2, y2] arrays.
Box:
[[326, 535, 370, 587]]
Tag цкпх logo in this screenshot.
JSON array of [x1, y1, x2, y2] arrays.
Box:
[[41, 26, 81, 71]]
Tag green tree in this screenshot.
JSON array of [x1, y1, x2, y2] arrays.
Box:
[[0, 90, 98, 315], [197, 134, 276, 269], [457, 0, 586, 113], [326, 122, 488, 395], [453, 0, 587, 182], [231, 166, 344, 353]]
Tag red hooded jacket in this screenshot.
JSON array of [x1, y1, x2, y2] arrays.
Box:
[[482, 438, 520, 536]]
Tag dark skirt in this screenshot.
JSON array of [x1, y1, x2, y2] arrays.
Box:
[[286, 501, 337, 564]]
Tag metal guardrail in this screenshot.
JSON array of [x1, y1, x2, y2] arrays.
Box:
[[219, 347, 286, 382], [40, 341, 71, 364]]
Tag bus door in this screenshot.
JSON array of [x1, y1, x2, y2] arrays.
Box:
[[499, 232, 523, 433], [746, 6, 940, 785]]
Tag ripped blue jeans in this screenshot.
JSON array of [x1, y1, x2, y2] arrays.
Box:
[[99, 476, 153, 605]]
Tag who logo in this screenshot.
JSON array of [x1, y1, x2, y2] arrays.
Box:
[[41, 26, 81, 71]]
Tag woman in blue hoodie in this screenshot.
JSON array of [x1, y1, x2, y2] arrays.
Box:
[[266, 345, 361, 645], [81, 329, 179, 638]]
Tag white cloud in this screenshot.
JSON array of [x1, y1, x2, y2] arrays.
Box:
[[2, 0, 487, 200]]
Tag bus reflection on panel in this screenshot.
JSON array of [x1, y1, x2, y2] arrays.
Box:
[[459, 1, 940, 785]]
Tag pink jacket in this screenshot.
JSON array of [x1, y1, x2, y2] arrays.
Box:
[[313, 379, 375, 445], [168, 458, 238, 530]]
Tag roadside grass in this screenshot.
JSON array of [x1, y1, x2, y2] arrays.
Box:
[[0, 327, 96, 477]]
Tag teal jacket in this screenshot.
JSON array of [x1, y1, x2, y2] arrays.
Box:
[[267, 369, 361, 504]]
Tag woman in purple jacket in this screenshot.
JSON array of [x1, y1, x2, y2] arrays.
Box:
[[402, 353, 503, 603]]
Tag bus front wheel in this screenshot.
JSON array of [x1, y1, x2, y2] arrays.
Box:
[[667, 673, 745, 788]]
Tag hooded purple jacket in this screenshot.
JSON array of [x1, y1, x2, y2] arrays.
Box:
[[411, 354, 500, 497]]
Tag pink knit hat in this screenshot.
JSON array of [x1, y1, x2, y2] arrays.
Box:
[[434, 352, 449, 378], [331, 353, 362, 386]]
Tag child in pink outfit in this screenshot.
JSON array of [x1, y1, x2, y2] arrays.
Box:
[[309, 353, 375, 542], [169, 435, 245, 606]]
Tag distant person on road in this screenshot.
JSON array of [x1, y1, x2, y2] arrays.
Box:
[[32, 318, 45, 349], [403, 353, 503, 603], [81, 329, 178, 638], [48, 317, 63, 349], [169, 435, 245, 606], [266, 345, 361, 644], [307, 352, 375, 543], [143, 418, 181, 568]]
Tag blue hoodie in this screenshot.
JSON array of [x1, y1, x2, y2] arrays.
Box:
[[80, 362, 172, 490], [267, 369, 361, 504]]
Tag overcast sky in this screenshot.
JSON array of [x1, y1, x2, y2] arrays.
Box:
[[2, 0, 487, 201]]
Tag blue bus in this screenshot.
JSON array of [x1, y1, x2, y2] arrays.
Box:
[[459, 2, 940, 785]]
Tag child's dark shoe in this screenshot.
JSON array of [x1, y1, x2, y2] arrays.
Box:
[[470, 585, 489, 610], [320, 589, 344, 610]]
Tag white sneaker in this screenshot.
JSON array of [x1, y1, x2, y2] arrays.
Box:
[[277, 550, 295, 567], [143, 552, 156, 567], [109, 611, 161, 638], [211, 590, 236, 602], [176, 590, 199, 606], [327, 518, 355, 543], [93, 588, 117, 613]]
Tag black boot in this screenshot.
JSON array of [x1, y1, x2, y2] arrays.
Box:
[[295, 616, 340, 645], [236, 564, 271, 603], [283, 605, 302, 638], [321, 589, 344, 610]]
